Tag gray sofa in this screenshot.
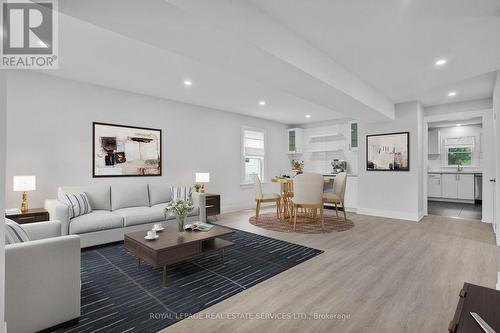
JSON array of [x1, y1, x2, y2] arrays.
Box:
[[6, 221, 80, 333], [44, 183, 206, 248]]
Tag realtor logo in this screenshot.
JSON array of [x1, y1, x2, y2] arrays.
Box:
[[1, 0, 58, 69]]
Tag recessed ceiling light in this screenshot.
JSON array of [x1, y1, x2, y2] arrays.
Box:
[[435, 59, 447, 66], [448, 91, 457, 97], [305, 114, 311, 118], [456, 124, 462, 127], [183, 80, 192, 86], [259, 100, 266, 106]]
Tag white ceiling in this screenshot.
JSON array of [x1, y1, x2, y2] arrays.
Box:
[[251, 0, 500, 106], [46, 0, 499, 124]]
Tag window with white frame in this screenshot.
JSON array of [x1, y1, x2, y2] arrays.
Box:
[[242, 128, 265, 184], [445, 136, 474, 166]]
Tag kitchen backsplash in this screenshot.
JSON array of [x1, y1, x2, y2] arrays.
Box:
[[290, 121, 358, 175]]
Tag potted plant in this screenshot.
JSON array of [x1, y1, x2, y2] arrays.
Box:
[[291, 159, 304, 173], [193, 183, 201, 192], [165, 199, 194, 232]]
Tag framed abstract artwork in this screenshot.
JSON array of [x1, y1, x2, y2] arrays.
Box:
[[366, 132, 409, 171], [93, 122, 162, 177]]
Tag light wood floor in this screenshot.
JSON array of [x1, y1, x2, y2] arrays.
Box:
[[160, 208, 499, 333]]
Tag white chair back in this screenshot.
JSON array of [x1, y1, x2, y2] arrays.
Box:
[[293, 173, 324, 205], [333, 172, 347, 199], [253, 174, 263, 199]]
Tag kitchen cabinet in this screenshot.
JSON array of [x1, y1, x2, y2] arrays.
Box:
[[441, 173, 475, 200], [344, 175, 358, 210], [349, 121, 358, 152], [428, 174, 442, 197], [457, 174, 474, 200], [442, 174, 457, 198], [288, 128, 303, 154], [428, 128, 441, 155]]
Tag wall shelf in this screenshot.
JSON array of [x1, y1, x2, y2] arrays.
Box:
[[310, 148, 343, 153], [308, 133, 343, 140]]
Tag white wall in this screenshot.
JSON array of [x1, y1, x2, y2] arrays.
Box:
[[5, 71, 289, 212], [0, 70, 6, 332], [357, 101, 424, 221]]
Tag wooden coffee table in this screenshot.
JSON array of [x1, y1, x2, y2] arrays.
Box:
[[124, 223, 234, 287]]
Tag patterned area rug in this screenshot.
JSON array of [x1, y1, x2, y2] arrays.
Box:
[[249, 211, 354, 234], [56, 229, 322, 333]]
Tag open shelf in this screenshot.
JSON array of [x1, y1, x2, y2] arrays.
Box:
[[309, 133, 343, 140], [310, 148, 343, 153]]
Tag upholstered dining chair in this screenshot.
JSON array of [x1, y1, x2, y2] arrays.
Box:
[[291, 173, 325, 231], [253, 174, 281, 223], [323, 172, 348, 223]]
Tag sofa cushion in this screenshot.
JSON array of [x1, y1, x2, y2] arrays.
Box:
[[114, 207, 166, 227], [5, 218, 30, 244], [111, 184, 150, 210], [59, 185, 111, 211], [152, 203, 200, 220], [69, 210, 123, 234], [60, 192, 92, 218], [148, 183, 172, 206], [170, 186, 192, 202]]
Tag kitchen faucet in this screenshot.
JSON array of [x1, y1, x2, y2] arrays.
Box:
[[457, 163, 463, 172]]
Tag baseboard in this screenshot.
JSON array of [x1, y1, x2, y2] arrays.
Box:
[[36, 318, 79, 333], [497, 272, 500, 290], [496, 231, 500, 247], [428, 197, 475, 204], [357, 207, 420, 221]]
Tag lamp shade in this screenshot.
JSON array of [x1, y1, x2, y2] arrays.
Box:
[[195, 172, 210, 183], [13, 176, 36, 192]]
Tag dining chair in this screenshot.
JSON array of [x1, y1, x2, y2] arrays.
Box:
[[323, 172, 348, 222], [291, 173, 325, 231], [253, 174, 281, 223]]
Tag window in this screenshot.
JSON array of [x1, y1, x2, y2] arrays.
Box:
[[447, 146, 472, 166], [242, 128, 265, 184]]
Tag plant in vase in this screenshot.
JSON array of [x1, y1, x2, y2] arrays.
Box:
[[165, 199, 194, 232], [193, 183, 201, 192], [291, 159, 304, 173]]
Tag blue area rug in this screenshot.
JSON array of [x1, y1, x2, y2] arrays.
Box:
[[56, 229, 323, 333]]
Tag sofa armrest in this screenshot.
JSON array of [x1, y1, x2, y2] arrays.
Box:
[[22, 220, 62, 240], [192, 192, 206, 222], [6, 235, 81, 333], [44, 199, 70, 235]]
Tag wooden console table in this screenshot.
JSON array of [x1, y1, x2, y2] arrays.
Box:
[[449, 282, 500, 332]]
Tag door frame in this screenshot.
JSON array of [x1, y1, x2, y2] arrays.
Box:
[[423, 109, 494, 223]]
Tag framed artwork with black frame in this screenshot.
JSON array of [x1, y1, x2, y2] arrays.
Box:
[[93, 122, 162, 177], [366, 131, 409, 171]]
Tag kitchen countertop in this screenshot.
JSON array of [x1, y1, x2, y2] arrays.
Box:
[[428, 171, 482, 175]]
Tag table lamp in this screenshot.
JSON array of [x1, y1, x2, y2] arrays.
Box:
[[195, 172, 210, 193], [13, 176, 36, 212]]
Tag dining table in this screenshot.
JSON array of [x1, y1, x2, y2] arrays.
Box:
[[271, 176, 332, 222]]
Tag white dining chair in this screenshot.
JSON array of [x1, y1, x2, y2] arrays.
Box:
[[291, 173, 325, 231], [253, 174, 281, 223], [323, 172, 348, 223]]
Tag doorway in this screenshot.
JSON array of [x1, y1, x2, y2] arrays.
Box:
[[423, 110, 494, 222]]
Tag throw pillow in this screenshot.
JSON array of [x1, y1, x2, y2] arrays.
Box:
[[170, 186, 192, 202], [5, 218, 30, 244], [61, 192, 93, 218]]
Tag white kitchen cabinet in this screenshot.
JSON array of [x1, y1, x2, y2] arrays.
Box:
[[428, 128, 441, 155], [288, 128, 303, 154], [441, 173, 475, 200], [428, 174, 442, 198], [457, 174, 474, 200], [442, 174, 458, 199], [348, 121, 358, 152], [344, 175, 358, 210]]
